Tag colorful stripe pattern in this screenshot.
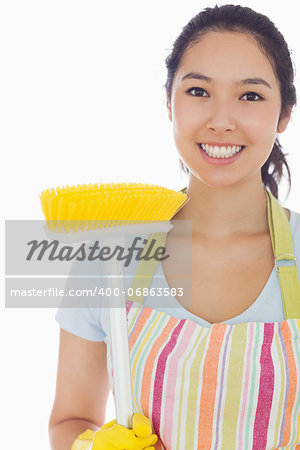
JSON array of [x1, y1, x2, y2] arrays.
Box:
[[106, 304, 300, 449]]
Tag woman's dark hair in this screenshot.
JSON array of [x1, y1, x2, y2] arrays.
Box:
[[164, 4, 297, 198]]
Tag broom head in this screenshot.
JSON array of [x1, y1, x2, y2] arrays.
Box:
[[40, 182, 189, 233]]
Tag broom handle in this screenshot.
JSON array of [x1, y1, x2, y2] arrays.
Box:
[[106, 259, 134, 429]]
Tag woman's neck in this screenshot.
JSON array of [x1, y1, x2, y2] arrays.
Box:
[[176, 175, 269, 240]]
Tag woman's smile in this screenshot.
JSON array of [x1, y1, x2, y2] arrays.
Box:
[[198, 143, 245, 159], [197, 143, 246, 165]]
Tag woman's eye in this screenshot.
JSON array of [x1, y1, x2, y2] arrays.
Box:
[[186, 87, 209, 97], [240, 92, 263, 101]]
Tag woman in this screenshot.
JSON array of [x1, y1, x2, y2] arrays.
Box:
[[49, 5, 300, 449]]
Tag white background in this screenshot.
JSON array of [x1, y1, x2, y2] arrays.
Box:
[[1, 1, 300, 448]]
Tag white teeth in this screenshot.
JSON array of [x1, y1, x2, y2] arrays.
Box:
[[220, 146, 227, 157], [200, 144, 243, 158], [213, 146, 220, 158]]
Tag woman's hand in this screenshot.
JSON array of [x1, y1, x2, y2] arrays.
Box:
[[91, 413, 158, 450]]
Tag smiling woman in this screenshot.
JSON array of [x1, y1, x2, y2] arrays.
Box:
[[49, 5, 300, 450]]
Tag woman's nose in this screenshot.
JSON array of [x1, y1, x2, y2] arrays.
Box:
[[206, 103, 237, 133]]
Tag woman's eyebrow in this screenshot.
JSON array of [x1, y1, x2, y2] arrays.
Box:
[[181, 72, 272, 89]]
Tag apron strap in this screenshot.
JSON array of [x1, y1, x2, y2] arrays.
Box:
[[128, 231, 167, 304], [265, 188, 300, 318], [128, 186, 187, 304]]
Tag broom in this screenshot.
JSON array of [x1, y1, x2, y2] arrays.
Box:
[[40, 182, 189, 429]]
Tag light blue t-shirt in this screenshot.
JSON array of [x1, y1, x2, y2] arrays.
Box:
[[56, 209, 300, 342]]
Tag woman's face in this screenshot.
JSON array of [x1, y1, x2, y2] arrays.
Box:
[[167, 31, 291, 188]]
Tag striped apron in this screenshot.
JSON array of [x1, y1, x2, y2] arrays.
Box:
[[106, 188, 300, 449]]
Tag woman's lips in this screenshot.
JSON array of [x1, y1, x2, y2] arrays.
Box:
[[200, 142, 244, 148], [197, 143, 245, 165]]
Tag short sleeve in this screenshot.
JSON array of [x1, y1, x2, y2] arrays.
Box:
[[55, 253, 107, 342], [290, 210, 300, 281], [56, 307, 106, 341]]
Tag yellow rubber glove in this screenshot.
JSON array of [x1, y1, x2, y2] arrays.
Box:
[[92, 413, 158, 450], [71, 429, 95, 450], [71, 413, 158, 450]]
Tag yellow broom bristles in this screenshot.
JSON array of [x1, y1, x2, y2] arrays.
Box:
[[40, 182, 189, 232]]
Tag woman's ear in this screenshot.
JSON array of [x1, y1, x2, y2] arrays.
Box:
[[277, 107, 292, 133]]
